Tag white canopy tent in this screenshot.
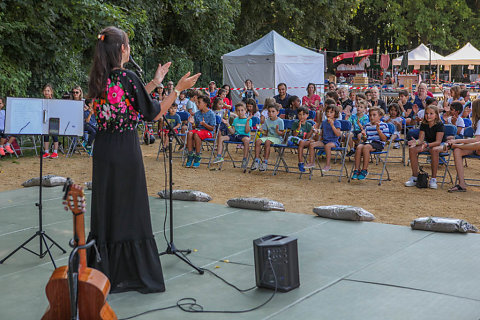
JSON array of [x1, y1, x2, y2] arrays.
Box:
[[393, 43, 445, 66], [442, 42, 480, 65], [222, 31, 324, 105]]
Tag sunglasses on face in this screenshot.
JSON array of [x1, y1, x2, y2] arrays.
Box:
[[73, 91, 80, 94]]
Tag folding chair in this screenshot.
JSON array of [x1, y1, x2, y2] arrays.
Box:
[[463, 118, 472, 128], [18, 135, 42, 156], [156, 111, 190, 161], [415, 124, 456, 188], [271, 120, 303, 175], [348, 122, 395, 185], [306, 120, 352, 181], [216, 117, 260, 172], [308, 110, 316, 120], [386, 117, 406, 165]]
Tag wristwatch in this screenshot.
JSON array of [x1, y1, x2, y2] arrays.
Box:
[[174, 88, 181, 96]]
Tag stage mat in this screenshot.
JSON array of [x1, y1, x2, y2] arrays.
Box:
[[1, 186, 480, 320]]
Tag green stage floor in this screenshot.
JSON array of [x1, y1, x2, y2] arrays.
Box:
[[1, 186, 480, 319]]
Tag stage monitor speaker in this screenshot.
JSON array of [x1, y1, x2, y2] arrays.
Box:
[[253, 234, 299, 292]]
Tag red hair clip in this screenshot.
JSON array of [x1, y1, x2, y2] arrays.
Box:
[[97, 34, 105, 41]]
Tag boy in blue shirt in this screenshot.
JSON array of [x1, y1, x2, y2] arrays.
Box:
[[346, 99, 369, 157], [159, 103, 182, 150], [251, 104, 284, 171], [305, 104, 341, 172], [212, 102, 252, 169], [351, 107, 390, 180], [186, 95, 216, 168]]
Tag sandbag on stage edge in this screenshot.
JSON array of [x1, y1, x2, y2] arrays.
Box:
[[226, 198, 285, 211], [157, 190, 212, 202], [313, 205, 375, 221], [22, 175, 67, 187], [411, 217, 478, 233]]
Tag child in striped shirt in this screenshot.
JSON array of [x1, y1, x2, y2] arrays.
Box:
[[351, 107, 390, 180]]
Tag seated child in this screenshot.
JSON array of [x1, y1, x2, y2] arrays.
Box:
[[287, 106, 314, 172], [245, 98, 261, 120], [346, 99, 369, 157], [305, 104, 341, 172], [212, 102, 252, 169], [159, 103, 182, 150], [83, 98, 97, 152], [383, 103, 403, 148], [351, 107, 390, 180], [446, 99, 480, 192], [251, 104, 284, 172], [260, 97, 276, 124], [0, 97, 16, 156], [405, 105, 446, 189], [185, 95, 216, 168], [283, 95, 301, 120], [445, 101, 465, 138]]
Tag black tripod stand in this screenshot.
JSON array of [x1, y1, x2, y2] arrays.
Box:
[[159, 121, 203, 275], [0, 135, 66, 268]]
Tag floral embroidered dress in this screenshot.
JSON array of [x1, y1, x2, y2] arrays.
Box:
[[87, 69, 165, 293]]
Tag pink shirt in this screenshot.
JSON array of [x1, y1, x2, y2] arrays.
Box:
[[302, 95, 321, 109]]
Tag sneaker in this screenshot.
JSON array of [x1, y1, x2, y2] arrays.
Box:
[[250, 160, 260, 171], [185, 154, 194, 167], [405, 176, 417, 187], [259, 162, 268, 171], [346, 149, 355, 157], [357, 169, 368, 180], [241, 158, 249, 169], [0, 147, 5, 156], [351, 170, 359, 180], [298, 162, 305, 173], [4, 145, 14, 154], [393, 142, 400, 149], [322, 165, 331, 172], [43, 153, 50, 159], [304, 163, 315, 169], [192, 155, 201, 168], [212, 156, 224, 164], [50, 152, 58, 159], [429, 178, 438, 189]]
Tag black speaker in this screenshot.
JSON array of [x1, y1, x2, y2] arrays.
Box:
[[253, 234, 299, 292]]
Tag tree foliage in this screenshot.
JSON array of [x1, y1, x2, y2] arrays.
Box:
[[1, 0, 479, 97]]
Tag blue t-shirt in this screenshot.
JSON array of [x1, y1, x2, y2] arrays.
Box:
[[194, 109, 216, 133], [262, 117, 284, 139], [232, 117, 252, 136], [349, 114, 369, 131], [321, 119, 341, 143], [84, 110, 97, 127], [365, 121, 390, 146], [165, 113, 181, 129]]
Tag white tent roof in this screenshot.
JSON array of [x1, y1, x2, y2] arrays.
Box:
[[442, 43, 480, 65], [222, 30, 324, 64], [393, 43, 445, 66]]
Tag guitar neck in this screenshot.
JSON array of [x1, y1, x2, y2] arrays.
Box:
[[73, 213, 87, 274]]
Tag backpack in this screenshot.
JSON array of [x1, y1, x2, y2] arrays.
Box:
[[416, 167, 429, 188]]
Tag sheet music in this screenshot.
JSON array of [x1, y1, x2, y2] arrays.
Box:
[[6, 98, 43, 134]]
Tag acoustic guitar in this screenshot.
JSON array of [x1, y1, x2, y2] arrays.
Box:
[[42, 180, 116, 320]]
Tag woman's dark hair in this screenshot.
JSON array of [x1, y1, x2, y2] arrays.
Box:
[[88, 26, 128, 99], [197, 95, 211, 107], [287, 95, 300, 108], [245, 98, 258, 114], [221, 84, 232, 100]]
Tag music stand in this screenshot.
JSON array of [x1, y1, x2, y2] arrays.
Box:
[[0, 97, 83, 268]]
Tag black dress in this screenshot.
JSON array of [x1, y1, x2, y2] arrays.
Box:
[[87, 69, 165, 294]]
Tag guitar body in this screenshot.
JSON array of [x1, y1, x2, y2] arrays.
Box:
[[42, 180, 117, 320], [42, 266, 116, 320]]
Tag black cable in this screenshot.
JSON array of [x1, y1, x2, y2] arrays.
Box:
[[119, 251, 277, 319], [162, 136, 168, 246]]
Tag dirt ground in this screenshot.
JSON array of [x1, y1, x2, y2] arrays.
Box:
[[3, 142, 480, 228]]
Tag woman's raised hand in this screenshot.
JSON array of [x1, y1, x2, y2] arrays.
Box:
[[153, 62, 172, 86], [175, 72, 201, 92]]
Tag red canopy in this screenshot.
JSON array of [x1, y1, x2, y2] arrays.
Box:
[[333, 49, 373, 64]]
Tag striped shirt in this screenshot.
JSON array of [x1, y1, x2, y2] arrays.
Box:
[[365, 121, 390, 146]]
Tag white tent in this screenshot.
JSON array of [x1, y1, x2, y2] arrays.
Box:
[[442, 42, 480, 65], [392, 43, 445, 66], [222, 31, 324, 105]]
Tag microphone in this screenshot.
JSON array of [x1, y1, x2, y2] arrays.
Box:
[[129, 55, 143, 74]]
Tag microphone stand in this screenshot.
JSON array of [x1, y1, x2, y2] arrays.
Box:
[[130, 57, 203, 275]]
